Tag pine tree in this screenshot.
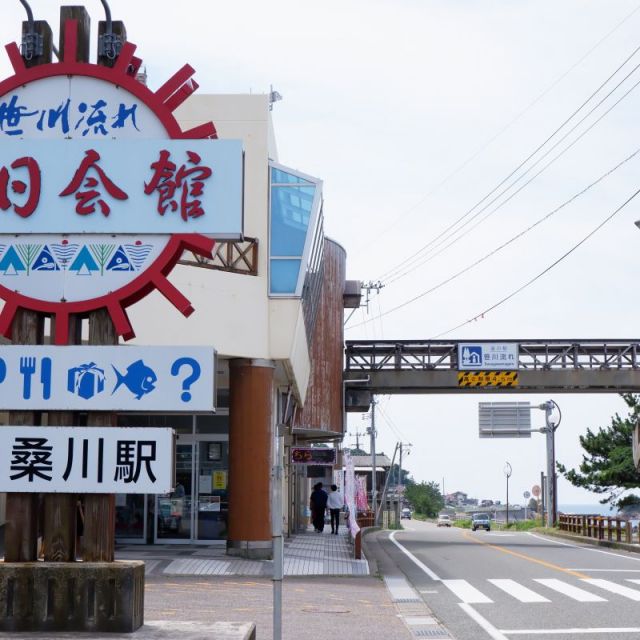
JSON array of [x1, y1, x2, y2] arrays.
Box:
[[557, 394, 640, 507]]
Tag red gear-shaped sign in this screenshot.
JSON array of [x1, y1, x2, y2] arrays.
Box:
[[0, 20, 218, 345]]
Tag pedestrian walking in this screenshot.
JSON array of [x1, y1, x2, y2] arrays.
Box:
[[310, 482, 328, 532], [327, 484, 343, 534]]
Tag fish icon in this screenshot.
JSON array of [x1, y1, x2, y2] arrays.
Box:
[[112, 360, 157, 399]]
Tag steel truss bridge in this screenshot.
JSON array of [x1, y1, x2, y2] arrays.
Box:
[[344, 340, 640, 410]]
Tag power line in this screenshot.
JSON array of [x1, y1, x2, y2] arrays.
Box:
[[384, 71, 640, 287], [431, 186, 640, 338], [346, 145, 640, 329], [351, 3, 640, 260], [376, 39, 640, 283]]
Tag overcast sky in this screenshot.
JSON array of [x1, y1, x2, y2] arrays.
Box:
[[3, 1, 640, 508]]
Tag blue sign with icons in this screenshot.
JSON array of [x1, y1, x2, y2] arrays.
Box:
[[0, 346, 215, 411], [458, 343, 519, 371]]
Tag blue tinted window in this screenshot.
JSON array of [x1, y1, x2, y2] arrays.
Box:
[[271, 168, 313, 184], [270, 259, 301, 294], [270, 186, 315, 256]]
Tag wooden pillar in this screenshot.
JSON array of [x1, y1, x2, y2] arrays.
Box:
[[5, 310, 44, 562], [81, 309, 117, 562], [21, 20, 53, 67], [59, 6, 91, 63], [97, 20, 126, 67], [43, 316, 82, 562], [227, 359, 274, 559]]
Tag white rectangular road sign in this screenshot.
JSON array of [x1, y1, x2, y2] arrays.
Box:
[[0, 426, 174, 493], [0, 346, 215, 411], [478, 401, 532, 438], [459, 342, 519, 370]]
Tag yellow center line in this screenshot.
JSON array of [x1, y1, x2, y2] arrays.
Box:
[[462, 531, 589, 579]]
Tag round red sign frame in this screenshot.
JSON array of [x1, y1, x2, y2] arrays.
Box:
[[0, 21, 217, 345]]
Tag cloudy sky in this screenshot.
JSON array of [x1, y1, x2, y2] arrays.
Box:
[[3, 1, 640, 508]]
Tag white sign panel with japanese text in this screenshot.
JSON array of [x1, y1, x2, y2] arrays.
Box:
[[0, 346, 215, 411], [458, 343, 519, 370], [0, 139, 243, 237], [0, 426, 174, 493]]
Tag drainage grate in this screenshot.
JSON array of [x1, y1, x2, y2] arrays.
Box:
[[413, 628, 451, 638], [395, 598, 422, 603]]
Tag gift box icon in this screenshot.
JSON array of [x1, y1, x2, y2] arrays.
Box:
[[68, 362, 105, 400]]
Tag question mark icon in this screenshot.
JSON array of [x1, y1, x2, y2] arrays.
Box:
[[171, 357, 201, 402]]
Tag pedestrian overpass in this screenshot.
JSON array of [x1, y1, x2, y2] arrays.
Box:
[[344, 339, 640, 411]]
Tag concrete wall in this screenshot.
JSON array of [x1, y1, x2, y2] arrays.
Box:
[[128, 94, 311, 400]]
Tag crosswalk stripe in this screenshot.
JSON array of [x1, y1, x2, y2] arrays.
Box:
[[582, 578, 640, 601], [534, 578, 606, 602], [442, 579, 493, 603], [628, 579, 640, 585], [488, 579, 550, 603]]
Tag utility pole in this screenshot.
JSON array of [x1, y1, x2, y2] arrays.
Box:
[[368, 399, 377, 514], [541, 401, 560, 527], [361, 281, 384, 313], [398, 442, 412, 490], [350, 429, 366, 451]]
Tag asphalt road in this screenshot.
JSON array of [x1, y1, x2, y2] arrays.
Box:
[[381, 519, 640, 640]]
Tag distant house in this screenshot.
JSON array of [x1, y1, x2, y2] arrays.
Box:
[[445, 491, 468, 506], [351, 453, 392, 496]]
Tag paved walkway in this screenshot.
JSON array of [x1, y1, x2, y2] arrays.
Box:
[[116, 528, 369, 577]]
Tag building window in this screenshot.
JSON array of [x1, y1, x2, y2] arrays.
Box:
[[269, 163, 323, 297]]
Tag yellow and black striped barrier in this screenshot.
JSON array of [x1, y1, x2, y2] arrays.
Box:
[[458, 371, 518, 388]]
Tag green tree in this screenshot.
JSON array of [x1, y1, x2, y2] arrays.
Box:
[[557, 394, 640, 507], [387, 463, 411, 487], [404, 479, 444, 517]]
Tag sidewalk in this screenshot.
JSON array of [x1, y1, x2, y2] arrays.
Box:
[[116, 527, 370, 577]]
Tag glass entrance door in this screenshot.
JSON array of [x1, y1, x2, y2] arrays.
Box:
[[155, 443, 193, 541], [154, 437, 228, 543], [194, 440, 229, 541]]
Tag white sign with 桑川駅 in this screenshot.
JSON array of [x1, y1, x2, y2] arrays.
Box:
[[0, 426, 174, 493], [0, 139, 243, 237], [0, 345, 215, 411]]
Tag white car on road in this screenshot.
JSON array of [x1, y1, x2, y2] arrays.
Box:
[[437, 514, 452, 527]]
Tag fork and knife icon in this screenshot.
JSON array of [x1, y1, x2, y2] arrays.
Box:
[[19, 356, 52, 400]]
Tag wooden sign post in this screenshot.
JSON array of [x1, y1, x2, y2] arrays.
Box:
[[0, 4, 219, 632]]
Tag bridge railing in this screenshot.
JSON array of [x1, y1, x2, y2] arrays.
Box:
[[345, 340, 640, 372], [558, 513, 638, 544]]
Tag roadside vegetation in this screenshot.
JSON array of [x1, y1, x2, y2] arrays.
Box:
[[404, 479, 444, 518], [558, 393, 640, 509]]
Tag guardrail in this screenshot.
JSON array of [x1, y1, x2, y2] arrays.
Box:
[[559, 514, 638, 544]]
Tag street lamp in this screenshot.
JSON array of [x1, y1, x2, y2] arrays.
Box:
[[504, 462, 512, 526]]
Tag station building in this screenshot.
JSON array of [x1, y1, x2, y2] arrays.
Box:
[[115, 93, 357, 557]]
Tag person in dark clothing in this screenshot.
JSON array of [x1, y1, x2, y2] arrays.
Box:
[[309, 482, 328, 532]]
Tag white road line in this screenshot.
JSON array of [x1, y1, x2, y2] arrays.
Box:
[[628, 579, 640, 584], [459, 603, 509, 640], [388, 530, 441, 580], [534, 578, 606, 602], [582, 578, 640, 601], [488, 579, 550, 603], [442, 579, 493, 604], [501, 628, 640, 635], [527, 532, 640, 562]]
